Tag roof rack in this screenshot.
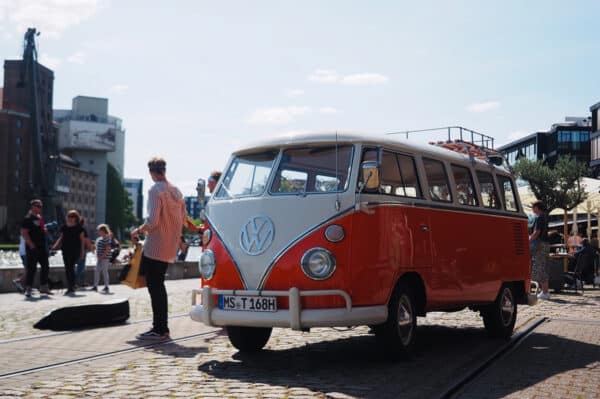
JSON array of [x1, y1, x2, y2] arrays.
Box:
[[387, 126, 508, 168], [431, 139, 506, 167]]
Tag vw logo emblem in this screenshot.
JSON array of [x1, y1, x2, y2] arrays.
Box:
[[239, 216, 275, 256]]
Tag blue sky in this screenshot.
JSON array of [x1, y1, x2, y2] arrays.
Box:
[[1, 0, 599, 197]]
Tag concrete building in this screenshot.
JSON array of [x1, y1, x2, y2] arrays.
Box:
[[0, 59, 58, 239], [54, 96, 125, 224], [499, 116, 592, 167], [124, 178, 143, 222]]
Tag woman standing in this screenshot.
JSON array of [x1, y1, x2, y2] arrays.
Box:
[[51, 210, 85, 295]]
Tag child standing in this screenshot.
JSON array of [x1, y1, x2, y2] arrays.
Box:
[[94, 224, 112, 293]]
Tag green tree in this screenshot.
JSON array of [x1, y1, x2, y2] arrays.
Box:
[[105, 163, 137, 238], [513, 155, 587, 240]]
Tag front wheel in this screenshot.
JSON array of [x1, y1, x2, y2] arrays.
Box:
[[226, 326, 272, 352], [481, 285, 517, 338], [375, 282, 417, 357]]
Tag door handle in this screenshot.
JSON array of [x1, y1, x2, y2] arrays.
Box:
[[420, 224, 430, 232]]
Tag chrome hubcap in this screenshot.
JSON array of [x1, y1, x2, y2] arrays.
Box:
[[397, 295, 414, 345], [500, 288, 515, 326]]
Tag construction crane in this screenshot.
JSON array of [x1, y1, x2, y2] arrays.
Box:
[[18, 28, 59, 222]]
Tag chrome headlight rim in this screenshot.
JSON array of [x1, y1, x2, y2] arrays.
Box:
[[199, 249, 216, 280], [300, 247, 336, 281]]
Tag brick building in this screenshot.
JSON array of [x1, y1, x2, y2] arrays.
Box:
[[0, 60, 57, 239], [55, 154, 98, 235]]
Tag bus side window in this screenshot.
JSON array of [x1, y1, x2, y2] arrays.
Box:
[[498, 175, 519, 212], [380, 151, 422, 198], [423, 158, 452, 202], [396, 154, 421, 198], [451, 164, 478, 206], [476, 171, 500, 209]]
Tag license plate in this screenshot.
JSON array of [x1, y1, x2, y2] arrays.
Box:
[[218, 295, 277, 312]]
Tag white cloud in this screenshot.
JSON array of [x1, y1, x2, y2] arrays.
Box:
[[110, 84, 129, 93], [0, 0, 100, 39], [246, 106, 311, 125], [466, 101, 500, 112], [286, 89, 305, 97], [308, 69, 339, 83], [319, 106, 338, 114], [308, 69, 389, 86], [341, 73, 389, 86], [67, 51, 85, 64], [39, 52, 61, 70]]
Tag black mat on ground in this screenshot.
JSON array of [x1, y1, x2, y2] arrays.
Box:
[[34, 298, 130, 330]]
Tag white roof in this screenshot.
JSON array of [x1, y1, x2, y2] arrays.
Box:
[[235, 130, 506, 171]]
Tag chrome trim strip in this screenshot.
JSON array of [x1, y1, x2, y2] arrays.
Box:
[[257, 205, 356, 290], [205, 215, 248, 289], [362, 200, 528, 220]]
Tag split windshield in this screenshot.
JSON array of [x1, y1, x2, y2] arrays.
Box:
[[215, 145, 353, 199]]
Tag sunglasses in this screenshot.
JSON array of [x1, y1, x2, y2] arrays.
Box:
[[32, 204, 42, 208]]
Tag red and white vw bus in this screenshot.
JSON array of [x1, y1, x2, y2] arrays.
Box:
[[190, 131, 537, 355]]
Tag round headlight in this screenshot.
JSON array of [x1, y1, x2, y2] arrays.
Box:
[[199, 249, 216, 280], [301, 247, 336, 280], [202, 229, 212, 246]]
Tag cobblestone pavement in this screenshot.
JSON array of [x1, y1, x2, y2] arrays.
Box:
[[0, 279, 200, 340], [458, 318, 600, 399], [0, 283, 599, 398]]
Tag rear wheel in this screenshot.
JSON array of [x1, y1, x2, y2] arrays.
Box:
[[481, 285, 517, 338], [226, 326, 272, 352], [375, 282, 417, 357]]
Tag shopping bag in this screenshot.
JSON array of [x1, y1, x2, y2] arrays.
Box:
[[122, 243, 146, 289]]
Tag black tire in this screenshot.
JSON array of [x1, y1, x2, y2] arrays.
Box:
[[481, 285, 517, 338], [226, 326, 272, 352], [375, 282, 418, 357]]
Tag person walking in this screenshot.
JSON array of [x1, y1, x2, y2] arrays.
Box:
[[529, 200, 550, 300], [94, 224, 112, 293], [132, 157, 200, 341], [51, 210, 85, 295], [21, 199, 52, 297]]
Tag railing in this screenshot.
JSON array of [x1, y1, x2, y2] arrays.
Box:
[[387, 126, 495, 150]]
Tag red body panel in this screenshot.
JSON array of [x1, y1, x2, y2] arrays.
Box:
[[203, 205, 530, 312]]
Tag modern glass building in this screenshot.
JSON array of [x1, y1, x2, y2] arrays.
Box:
[[499, 117, 591, 167], [589, 102, 600, 175]]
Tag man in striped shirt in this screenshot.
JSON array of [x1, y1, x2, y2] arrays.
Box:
[[132, 157, 200, 341]]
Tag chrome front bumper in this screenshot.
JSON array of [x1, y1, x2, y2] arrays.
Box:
[[189, 286, 388, 331]]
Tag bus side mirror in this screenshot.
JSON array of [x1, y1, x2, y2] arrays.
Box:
[[196, 178, 206, 204], [361, 161, 380, 191]]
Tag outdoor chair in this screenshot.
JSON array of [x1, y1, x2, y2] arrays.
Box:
[[563, 248, 593, 294]]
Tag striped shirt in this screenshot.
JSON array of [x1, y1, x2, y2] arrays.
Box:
[[96, 236, 111, 259], [142, 180, 187, 263]]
